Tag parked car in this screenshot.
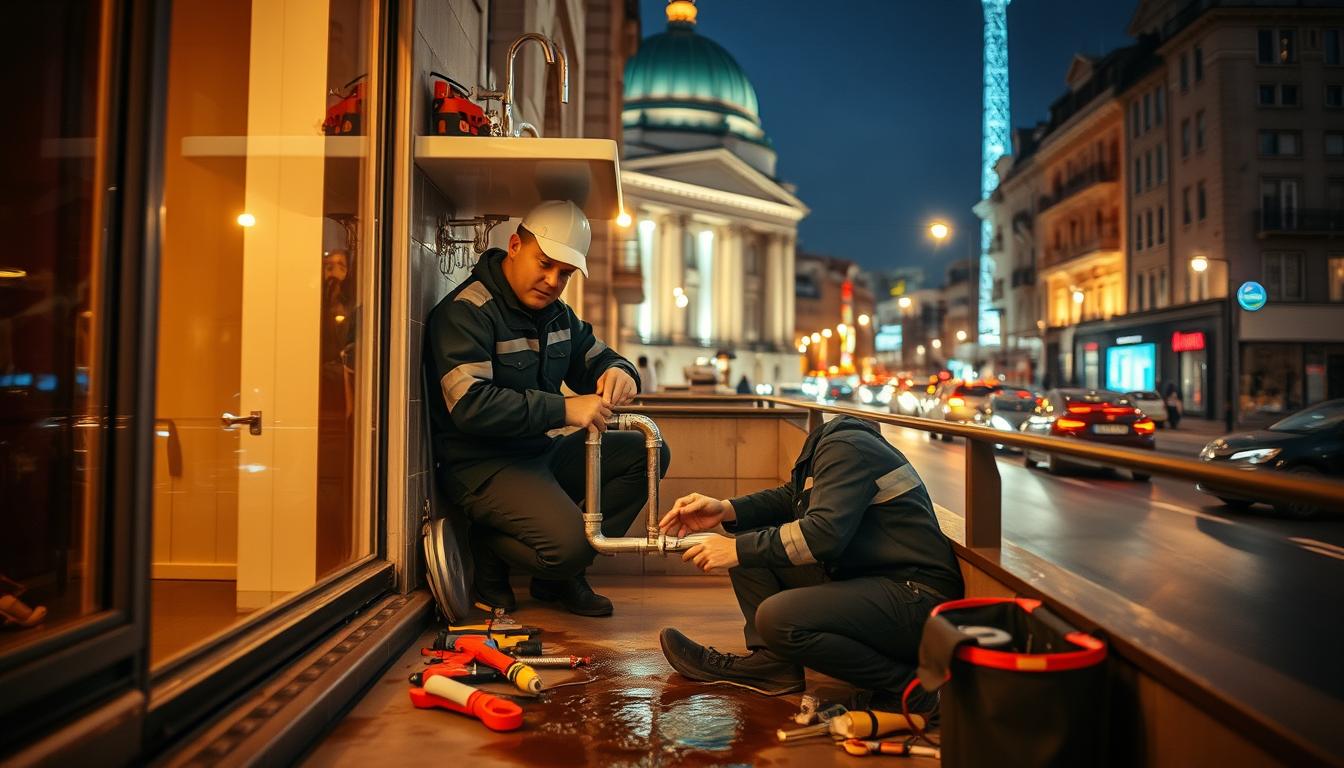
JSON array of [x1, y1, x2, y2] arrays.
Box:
[[1196, 398, 1344, 518], [976, 385, 1039, 451], [1126, 390, 1168, 426], [1020, 388, 1157, 480], [857, 380, 894, 407]]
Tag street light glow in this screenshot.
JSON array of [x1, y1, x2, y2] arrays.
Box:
[[928, 221, 950, 241], [616, 210, 632, 228], [1190, 254, 1210, 273], [237, 212, 256, 227], [798, 344, 807, 353], [1072, 289, 1085, 305], [821, 328, 833, 338], [837, 323, 848, 335], [811, 332, 821, 343], [916, 344, 926, 355], [898, 296, 912, 309], [857, 314, 870, 326], [931, 338, 942, 350], [956, 329, 968, 342]]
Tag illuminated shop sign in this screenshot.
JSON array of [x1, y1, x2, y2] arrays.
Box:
[[1171, 330, 1206, 352], [1115, 334, 1143, 345]]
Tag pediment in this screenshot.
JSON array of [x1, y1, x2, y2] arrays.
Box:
[[622, 148, 805, 210]]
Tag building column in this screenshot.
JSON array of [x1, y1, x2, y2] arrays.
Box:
[[781, 233, 797, 349], [655, 214, 683, 341], [718, 225, 743, 346], [763, 233, 783, 349]]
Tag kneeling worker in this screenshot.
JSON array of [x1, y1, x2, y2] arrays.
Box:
[[658, 416, 962, 705], [426, 200, 664, 617]]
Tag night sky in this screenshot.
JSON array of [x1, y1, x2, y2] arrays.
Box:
[[635, 0, 1137, 284]]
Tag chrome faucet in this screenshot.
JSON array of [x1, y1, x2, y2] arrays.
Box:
[[475, 32, 568, 137]]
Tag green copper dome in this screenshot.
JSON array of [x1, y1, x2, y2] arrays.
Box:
[[622, 1, 769, 146]]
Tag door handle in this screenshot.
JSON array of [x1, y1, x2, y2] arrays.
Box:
[[221, 410, 263, 435]]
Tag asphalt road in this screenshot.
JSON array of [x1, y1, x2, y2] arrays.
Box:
[[873, 420, 1344, 704]]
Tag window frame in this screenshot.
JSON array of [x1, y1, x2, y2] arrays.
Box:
[[1329, 131, 1344, 157], [1262, 251, 1305, 301], [1197, 180, 1208, 221], [1258, 129, 1302, 157], [1326, 83, 1344, 109], [1194, 45, 1204, 82]]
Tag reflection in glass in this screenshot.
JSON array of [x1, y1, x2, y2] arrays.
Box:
[[150, 0, 380, 667]]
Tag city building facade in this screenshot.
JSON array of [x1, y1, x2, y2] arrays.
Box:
[[795, 254, 876, 376]]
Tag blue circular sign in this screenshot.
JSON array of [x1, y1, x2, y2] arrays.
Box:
[[1237, 281, 1267, 312]]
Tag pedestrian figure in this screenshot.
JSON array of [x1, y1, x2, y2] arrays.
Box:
[[1164, 382, 1184, 429]]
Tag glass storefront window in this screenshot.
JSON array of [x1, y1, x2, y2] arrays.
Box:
[[0, 1, 114, 656], [1241, 343, 1303, 419], [1180, 349, 1207, 412], [150, 0, 381, 667], [1106, 343, 1157, 392], [1330, 255, 1344, 301]]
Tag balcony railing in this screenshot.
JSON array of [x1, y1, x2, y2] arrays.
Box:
[[1043, 229, 1120, 266], [1256, 207, 1344, 236], [1037, 163, 1118, 213]]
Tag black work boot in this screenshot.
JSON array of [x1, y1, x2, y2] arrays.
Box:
[[469, 535, 516, 613], [659, 628, 805, 696], [530, 572, 613, 617]]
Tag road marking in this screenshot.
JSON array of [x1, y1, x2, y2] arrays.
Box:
[[1294, 543, 1344, 562], [1289, 537, 1344, 559], [1055, 477, 1095, 490]]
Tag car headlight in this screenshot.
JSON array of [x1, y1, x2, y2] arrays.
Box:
[[1199, 444, 1216, 461], [859, 388, 874, 404], [877, 388, 893, 404], [1228, 447, 1280, 464], [990, 415, 1012, 432]]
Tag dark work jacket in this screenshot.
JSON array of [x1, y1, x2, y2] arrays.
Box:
[[424, 250, 639, 494], [725, 416, 964, 599]]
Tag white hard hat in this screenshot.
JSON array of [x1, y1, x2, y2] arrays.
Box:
[[521, 200, 591, 277]]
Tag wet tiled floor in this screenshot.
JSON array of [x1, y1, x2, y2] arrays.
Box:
[[304, 575, 939, 767]]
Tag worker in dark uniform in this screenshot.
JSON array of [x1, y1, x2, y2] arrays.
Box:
[[658, 416, 962, 706], [425, 200, 665, 617]]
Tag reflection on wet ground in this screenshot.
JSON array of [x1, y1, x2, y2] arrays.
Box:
[[305, 577, 940, 767]]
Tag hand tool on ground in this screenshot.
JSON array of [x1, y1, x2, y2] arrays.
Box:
[[433, 631, 535, 651], [443, 622, 541, 637], [840, 738, 940, 758], [507, 655, 591, 668], [503, 639, 544, 656], [408, 675, 523, 732], [409, 661, 503, 687], [793, 686, 864, 725], [421, 648, 476, 663], [830, 709, 929, 739], [776, 704, 848, 741], [438, 633, 543, 694]]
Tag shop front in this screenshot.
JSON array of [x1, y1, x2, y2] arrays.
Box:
[[1238, 303, 1344, 426], [1071, 301, 1225, 420]]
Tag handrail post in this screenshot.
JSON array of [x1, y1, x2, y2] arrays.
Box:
[[965, 437, 1002, 549], [806, 406, 823, 433]]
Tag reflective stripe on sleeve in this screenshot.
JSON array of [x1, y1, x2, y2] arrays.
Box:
[[454, 281, 492, 307], [779, 520, 817, 565], [872, 463, 923, 505], [546, 328, 571, 346], [440, 361, 493, 411], [585, 339, 609, 363], [495, 337, 539, 354]]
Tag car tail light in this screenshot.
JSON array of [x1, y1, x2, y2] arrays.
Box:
[[1017, 390, 1032, 399], [947, 396, 965, 407], [1102, 406, 1134, 415], [1133, 419, 1155, 434], [1054, 417, 1087, 432], [1066, 404, 1095, 414]]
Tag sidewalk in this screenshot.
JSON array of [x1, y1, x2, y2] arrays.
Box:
[[1152, 417, 1227, 457]]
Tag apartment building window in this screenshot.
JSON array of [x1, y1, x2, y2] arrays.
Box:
[[1259, 83, 1300, 106], [1259, 28, 1297, 64], [1328, 132, 1344, 157], [1328, 84, 1344, 108], [1135, 213, 1144, 251], [1261, 177, 1299, 230], [1156, 144, 1166, 182], [1135, 273, 1145, 310], [1328, 178, 1344, 212], [1196, 110, 1206, 149], [1259, 129, 1301, 156], [1328, 29, 1343, 66], [1181, 118, 1191, 157], [1158, 206, 1166, 244], [1130, 102, 1141, 138], [1183, 186, 1192, 225], [1143, 92, 1151, 130], [1263, 252, 1304, 300], [1133, 158, 1142, 193], [1145, 150, 1153, 188], [1146, 209, 1154, 248], [1194, 46, 1204, 82], [1198, 180, 1208, 221], [1155, 85, 1164, 124], [1159, 268, 1168, 307], [1330, 255, 1344, 301], [1282, 83, 1300, 106], [1180, 53, 1190, 90], [1149, 272, 1159, 308]]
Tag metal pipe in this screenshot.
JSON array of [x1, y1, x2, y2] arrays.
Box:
[[584, 413, 715, 555], [503, 33, 569, 137]]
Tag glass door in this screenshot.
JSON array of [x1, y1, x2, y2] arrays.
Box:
[[151, 0, 383, 668]]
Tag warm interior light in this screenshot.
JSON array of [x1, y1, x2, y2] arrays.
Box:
[[857, 314, 870, 326], [616, 211, 632, 228], [1072, 289, 1085, 304], [811, 332, 821, 343], [956, 330, 968, 342], [237, 212, 256, 227], [675, 293, 689, 309], [1190, 254, 1209, 273], [931, 339, 942, 349], [0, 268, 27, 280]]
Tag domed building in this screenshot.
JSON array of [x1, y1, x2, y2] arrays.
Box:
[[614, 0, 808, 390]]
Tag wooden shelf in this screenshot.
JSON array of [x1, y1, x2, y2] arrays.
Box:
[[414, 136, 624, 220]]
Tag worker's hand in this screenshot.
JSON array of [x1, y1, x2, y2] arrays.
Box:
[[596, 367, 638, 406], [682, 534, 739, 573], [660, 493, 734, 536], [564, 394, 613, 432]]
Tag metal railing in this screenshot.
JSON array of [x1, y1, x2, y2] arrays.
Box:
[[1256, 207, 1344, 236], [629, 393, 1344, 550]]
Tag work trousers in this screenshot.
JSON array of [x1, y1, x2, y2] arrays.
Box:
[[455, 430, 670, 580], [730, 564, 944, 693]]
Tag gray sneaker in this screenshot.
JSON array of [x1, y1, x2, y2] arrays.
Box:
[[659, 628, 805, 696]]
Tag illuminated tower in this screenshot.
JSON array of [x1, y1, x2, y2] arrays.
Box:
[[978, 0, 1010, 347]]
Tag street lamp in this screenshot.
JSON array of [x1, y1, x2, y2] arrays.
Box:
[[857, 314, 870, 326], [931, 338, 942, 350], [1071, 288, 1085, 305], [898, 296, 912, 310], [916, 344, 926, 355], [928, 221, 951, 241], [811, 332, 821, 343], [837, 323, 848, 335], [1188, 252, 1236, 430], [822, 328, 833, 338], [956, 329, 968, 342], [1190, 254, 1210, 273]]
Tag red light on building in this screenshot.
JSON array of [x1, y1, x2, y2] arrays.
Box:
[[1084, 342, 1099, 351], [1171, 330, 1205, 352]]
